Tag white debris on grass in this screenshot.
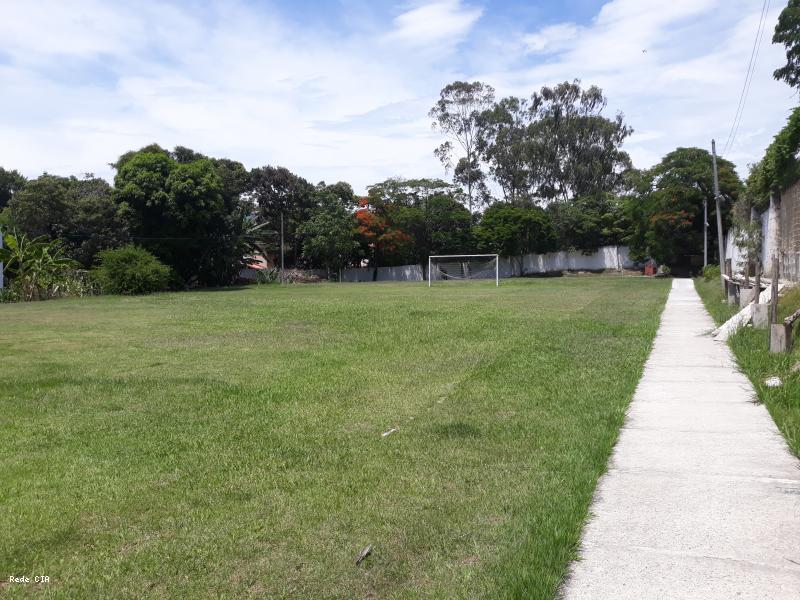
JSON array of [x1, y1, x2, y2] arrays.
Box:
[[381, 428, 397, 438], [713, 284, 783, 342], [764, 376, 782, 388]]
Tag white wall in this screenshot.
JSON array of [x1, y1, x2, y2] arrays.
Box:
[[725, 195, 799, 282], [342, 264, 424, 282], [342, 245, 633, 283]]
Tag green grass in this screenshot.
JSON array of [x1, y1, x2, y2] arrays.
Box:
[[694, 278, 800, 455], [1, 277, 669, 599]]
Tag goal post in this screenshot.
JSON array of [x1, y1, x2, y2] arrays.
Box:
[[428, 254, 500, 287]]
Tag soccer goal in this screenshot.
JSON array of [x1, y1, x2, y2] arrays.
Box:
[[428, 254, 500, 287]]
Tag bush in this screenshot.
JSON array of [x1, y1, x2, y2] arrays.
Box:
[[255, 267, 279, 284], [702, 264, 721, 281], [92, 245, 171, 295], [0, 232, 78, 301]]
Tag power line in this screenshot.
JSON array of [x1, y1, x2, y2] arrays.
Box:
[[722, 0, 771, 157]]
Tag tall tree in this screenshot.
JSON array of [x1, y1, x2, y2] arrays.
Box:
[[298, 193, 360, 273], [9, 174, 73, 240], [625, 147, 741, 266], [530, 80, 633, 201], [113, 146, 248, 286], [355, 197, 414, 267], [773, 0, 800, 88], [9, 173, 127, 267], [249, 166, 316, 267], [0, 167, 26, 210], [478, 96, 533, 204], [366, 178, 473, 264], [429, 81, 495, 213]]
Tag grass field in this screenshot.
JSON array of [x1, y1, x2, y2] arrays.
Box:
[[1, 277, 669, 598], [694, 278, 800, 456]]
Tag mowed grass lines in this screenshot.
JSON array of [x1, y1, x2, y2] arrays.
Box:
[[0, 277, 669, 599]]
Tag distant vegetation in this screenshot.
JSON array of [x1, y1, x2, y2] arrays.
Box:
[[0, 79, 746, 301]]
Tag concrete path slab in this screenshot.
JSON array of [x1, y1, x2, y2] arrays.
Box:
[[561, 279, 800, 600]]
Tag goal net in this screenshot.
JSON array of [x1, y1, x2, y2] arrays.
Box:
[[428, 254, 499, 286]]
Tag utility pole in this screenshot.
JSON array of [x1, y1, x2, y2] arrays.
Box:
[[712, 139, 725, 292], [280, 211, 285, 285], [703, 197, 708, 269]]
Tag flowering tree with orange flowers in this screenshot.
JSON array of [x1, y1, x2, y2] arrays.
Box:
[[354, 197, 414, 266]]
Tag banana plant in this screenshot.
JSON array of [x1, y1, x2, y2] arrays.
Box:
[[0, 232, 77, 300]]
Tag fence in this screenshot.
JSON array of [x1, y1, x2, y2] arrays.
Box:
[[341, 245, 633, 283]]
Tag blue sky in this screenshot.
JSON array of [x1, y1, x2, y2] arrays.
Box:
[[0, 0, 795, 193]]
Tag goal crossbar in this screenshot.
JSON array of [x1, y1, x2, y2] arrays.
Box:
[[428, 254, 499, 287]]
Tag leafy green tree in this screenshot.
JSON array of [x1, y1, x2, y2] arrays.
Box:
[[773, 0, 800, 88], [474, 203, 557, 271], [430, 81, 495, 213], [298, 195, 359, 273], [478, 96, 532, 204], [547, 194, 630, 254], [249, 165, 316, 267], [531, 80, 633, 201], [113, 146, 247, 286], [9, 174, 73, 239], [316, 181, 357, 209], [625, 147, 741, 266], [365, 178, 473, 264], [477, 81, 632, 205], [8, 173, 127, 267], [68, 176, 130, 267], [0, 167, 26, 210]]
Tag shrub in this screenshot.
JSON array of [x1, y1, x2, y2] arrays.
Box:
[[702, 264, 721, 281], [92, 245, 171, 295], [255, 267, 279, 284], [0, 232, 78, 301]]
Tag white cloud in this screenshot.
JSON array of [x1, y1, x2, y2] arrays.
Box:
[[484, 0, 793, 177], [522, 24, 580, 54], [0, 0, 795, 194], [386, 1, 483, 47]]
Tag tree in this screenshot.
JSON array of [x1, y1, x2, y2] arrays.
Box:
[[355, 197, 414, 267], [478, 96, 532, 204], [317, 181, 357, 210], [474, 203, 556, 271], [298, 195, 359, 273], [9, 174, 73, 240], [0, 167, 26, 210], [68, 176, 130, 267], [547, 194, 630, 254], [625, 147, 742, 266], [530, 81, 633, 202], [430, 81, 495, 213], [476, 82, 632, 206], [365, 178, 473, 264], [249, 166, 316, 267], [773, 0, 800, 89], [113, 146, 248, 286], [7, 173, 128, 267]]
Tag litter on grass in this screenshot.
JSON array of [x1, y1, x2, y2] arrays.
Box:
[[764, 376, 782, 388], [356, 545, 373, 566], [381, 428, 397, 437]]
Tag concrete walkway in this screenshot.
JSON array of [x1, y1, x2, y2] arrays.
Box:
[[562, 279, 800, 599]]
